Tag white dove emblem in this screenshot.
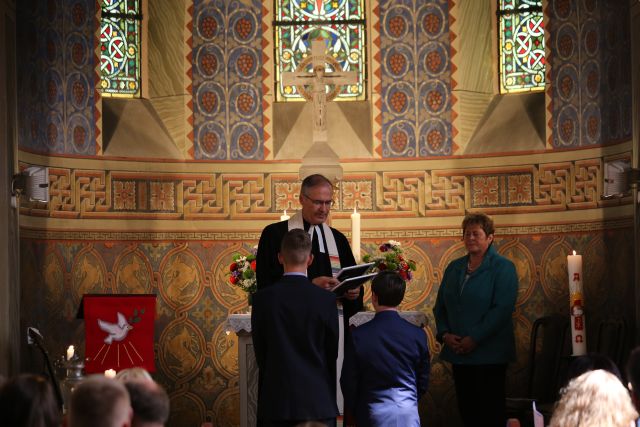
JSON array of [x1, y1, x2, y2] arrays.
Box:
[[97, 312, 133, 344]]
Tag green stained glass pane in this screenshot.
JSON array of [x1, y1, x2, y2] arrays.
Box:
[[100, 0, 141, 97], [498, 0, 545, 93], [275, 0, 366, 102]]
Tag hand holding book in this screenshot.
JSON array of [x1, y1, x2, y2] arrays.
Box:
[[330, 262, 376, 296]]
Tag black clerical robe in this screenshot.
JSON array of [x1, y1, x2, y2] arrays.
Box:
[[256, 219, 363, 320]]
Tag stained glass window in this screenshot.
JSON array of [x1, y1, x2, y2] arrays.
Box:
[[274, 0, 366, 102], [100, 0, 142, 97], [498, 0, 545, 93]]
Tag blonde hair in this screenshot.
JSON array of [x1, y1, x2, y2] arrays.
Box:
[[549, 369, 638, 427], [114, 367, 153, 383]]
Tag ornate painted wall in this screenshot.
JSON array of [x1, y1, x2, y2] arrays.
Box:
[[377, 0, 454, 157], [547, 0, 632, 147], [17, 0, 98, 155], [19, 213, 634, 426], [14, 1, 636, 427], [190, 0, 265, 160]]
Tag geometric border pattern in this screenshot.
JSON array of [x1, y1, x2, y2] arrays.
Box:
[[19, 217, 634, 241], [20, 152, 631, 220]]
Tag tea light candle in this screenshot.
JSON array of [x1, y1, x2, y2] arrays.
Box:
[[104, 369, 116, 378]]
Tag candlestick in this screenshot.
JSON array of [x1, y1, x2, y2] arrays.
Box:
[[66, 345, 75, 361], [567, 250, 587, 356], [351, 207, 361, 262], [104, 369, 117, 379], [280, 210, 290, 221]]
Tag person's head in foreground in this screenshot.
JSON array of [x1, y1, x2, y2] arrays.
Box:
[[549, 369, 637, 427], [0, 373, 60, 427], [114, 367, 170, 427], [371, 270, 405, 310], [124, 380, 170, 427], [114, 367, 153, 383], [278, 228, 313, 270], [626, 345, 640, 411], [69, 375, 132, 427]]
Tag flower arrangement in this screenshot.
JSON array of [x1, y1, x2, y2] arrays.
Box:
[[228, 252, 257, 295], [363, 240, 417, 281]]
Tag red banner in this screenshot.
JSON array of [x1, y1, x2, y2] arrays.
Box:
[[83, 295, 156, 374]]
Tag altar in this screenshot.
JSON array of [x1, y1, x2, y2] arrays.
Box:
[[227, 310, 428, 427]]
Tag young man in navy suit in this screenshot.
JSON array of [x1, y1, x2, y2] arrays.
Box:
[[341, 271, 430, 427], [251, 229, 339, 427]]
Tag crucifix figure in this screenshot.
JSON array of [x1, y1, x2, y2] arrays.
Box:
[[282, 39, 358, 143]]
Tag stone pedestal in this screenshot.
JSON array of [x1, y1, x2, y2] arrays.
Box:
[[227, 314, 257, 427]]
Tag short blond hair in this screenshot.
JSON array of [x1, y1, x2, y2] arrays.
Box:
[[549, 369, 638, 427], [114, 367, 153, 383]]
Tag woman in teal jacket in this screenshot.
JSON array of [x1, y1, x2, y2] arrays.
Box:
[[434, 213, 518, 427]]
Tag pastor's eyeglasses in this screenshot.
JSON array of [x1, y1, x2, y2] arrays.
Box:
[[302, 193, 334, 208]]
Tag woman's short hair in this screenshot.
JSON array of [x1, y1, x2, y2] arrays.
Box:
[[114, 367, 153, 383], [0, 373, 60, 427], [461, 212, 495, 236], [549, 369, 638, 427]]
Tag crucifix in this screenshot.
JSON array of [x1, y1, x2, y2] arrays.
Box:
[[281, 39, 358, 181], [282, 39, 358, 143]]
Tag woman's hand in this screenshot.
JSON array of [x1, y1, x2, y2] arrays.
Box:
[[444, 334, 477, 355], [444, 333, 463, 353], [458, 336, 477, 354]]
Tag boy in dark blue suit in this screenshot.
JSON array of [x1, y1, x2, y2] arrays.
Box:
[[341, 271, 430, 427], [252, 229, 339, 427]]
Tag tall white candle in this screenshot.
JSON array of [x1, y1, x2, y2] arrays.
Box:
[[567, 250, 587, 356], [351, 208, 361, 262], [66, 345, 75, 361], [280, 210, 290, 221]]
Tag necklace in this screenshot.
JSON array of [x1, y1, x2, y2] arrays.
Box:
[[467, 258, 482, 273], [466, 262, 475, 273]]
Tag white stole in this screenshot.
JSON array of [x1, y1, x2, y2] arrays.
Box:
[[287, 211, 341, 276]]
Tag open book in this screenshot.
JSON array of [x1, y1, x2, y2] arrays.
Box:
[[330, 262, 377, 296], [335, 262, 375, 282]]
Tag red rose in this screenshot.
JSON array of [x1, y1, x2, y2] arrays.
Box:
[[250, 260, 256, 271], [230, 276, 238, 284], [399, 270, 408, 280], [379, 262, 387, 270], [230, 262, 238, 272]]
